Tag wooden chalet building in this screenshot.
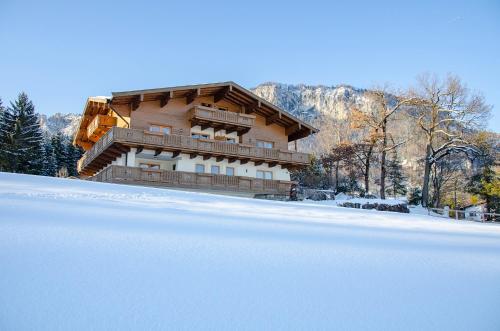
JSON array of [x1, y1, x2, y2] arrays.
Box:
[[73, 82, 317, 196]]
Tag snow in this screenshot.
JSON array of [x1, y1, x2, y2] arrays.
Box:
[[1, 172, 500, 330]]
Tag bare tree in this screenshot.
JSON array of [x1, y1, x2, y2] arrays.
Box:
[[408, 74, 491, 207], [354, 89, 413, 199]]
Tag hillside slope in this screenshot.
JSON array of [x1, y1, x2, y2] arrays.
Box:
[[1, 173, 500, 330]]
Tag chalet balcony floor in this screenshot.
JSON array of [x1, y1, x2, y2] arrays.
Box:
[[90, 165, 293, 196], [77, 127, 310, 176], [188, 105, 255, 135]]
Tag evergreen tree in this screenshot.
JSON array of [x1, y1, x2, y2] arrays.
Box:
[[64, 141, 83, 177], [51, 132, 67, 173], [42, 140, 57, 176], [408, 187, 422, 205], [385, 151, 407, 198], [0, 93, 44, 174]]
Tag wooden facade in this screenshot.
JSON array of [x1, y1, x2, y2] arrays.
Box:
[[73, 82, 317, 196]]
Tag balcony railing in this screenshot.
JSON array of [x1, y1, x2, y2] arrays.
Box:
[[78, 127, 310, 174], [87, 115, 117, 142], [90, 165, 292, 195], [188, 105, 255, 133]]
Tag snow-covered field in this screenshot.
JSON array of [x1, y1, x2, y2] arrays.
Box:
[[1, 173, 500, 330]]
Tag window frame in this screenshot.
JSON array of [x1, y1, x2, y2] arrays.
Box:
[[211, 165, 220, 175], [149, 124, 172, 135], [195, 164, 205, 173], [256, 140, 274, 149], [226, 167, 235, 176], [256, 170, 273, 180]]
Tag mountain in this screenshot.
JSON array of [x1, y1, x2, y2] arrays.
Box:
[[251, 82, 372, 122], [39, 113, 81, 138]]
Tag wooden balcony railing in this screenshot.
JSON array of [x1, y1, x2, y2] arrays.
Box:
[[87, 115, 117, 142], [188, 105, 255, 134], [78, 127, 310, 173], [90, 165, 292, 195]]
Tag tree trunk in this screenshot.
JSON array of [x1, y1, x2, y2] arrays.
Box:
[[379, 119, 388, 199], [364, 146, 373, 194], [334, 161, 339, 192], [421, 143, 432, 207]]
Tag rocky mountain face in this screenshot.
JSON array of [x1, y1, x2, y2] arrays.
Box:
[[39, 113, 81, 138]]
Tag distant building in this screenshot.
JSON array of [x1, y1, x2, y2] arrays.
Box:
[[73, 82, 317, 196]]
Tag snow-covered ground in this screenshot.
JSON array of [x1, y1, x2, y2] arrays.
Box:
[[1, 173, 500, 330]]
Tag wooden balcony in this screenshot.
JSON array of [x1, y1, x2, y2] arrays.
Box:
[[87, 115, 117, 142], [90, 165, 292, 195], [78, 127, 311, 175], [188, 105, 255, 135]]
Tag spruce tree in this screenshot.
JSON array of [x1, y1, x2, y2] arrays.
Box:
[[0, 93, 44, 174], [65, 141, 83, 177], [42, 140, 57, 176], [385, 151, 407, 198], [51, 132, 67, 174]]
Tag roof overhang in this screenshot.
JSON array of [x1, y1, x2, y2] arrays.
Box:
[[73, 96, 111, 149], [110, 81, 318, 142]]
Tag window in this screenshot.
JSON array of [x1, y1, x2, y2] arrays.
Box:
[[256, 140, 274, 149], [139, 163, 160, 170], [211, 165, 220, 175], [226, 137, 237, 144], [257, 170, 273, 180], [149, 125, 171, 134], [226, 167, 234, 176], [195, 164, 205, 173], [191, 133, 210, 139]]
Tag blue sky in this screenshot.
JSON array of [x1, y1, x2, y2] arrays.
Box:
[[1, 0, 499, 131]]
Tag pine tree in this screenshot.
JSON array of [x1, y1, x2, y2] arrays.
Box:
[[385, 151, 407, 198], [0, 93, 44, 174]]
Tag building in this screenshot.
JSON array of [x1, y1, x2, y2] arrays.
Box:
[[73, 82, 318, 196]]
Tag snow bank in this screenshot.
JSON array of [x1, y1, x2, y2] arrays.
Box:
[[1, 172, 500, 330]]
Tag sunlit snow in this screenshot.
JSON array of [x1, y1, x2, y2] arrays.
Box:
[[1, 172, 500, 330]]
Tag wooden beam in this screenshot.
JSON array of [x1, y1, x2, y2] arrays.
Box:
[[214, 85, 232, 103], [266, 111, 282, 126], [190, 153, 197, 159], [186, 88, 200, 105], [228, 158, 237, 164], [240, 159, 249, 165], [285, 123, 301, 136], [131, 94, 143, 111], [172, 150, 180, 158], [160, 91, 173, 108], [203, 155, 211, 161], [154, 149, 162, 156], [201, 124, 210, 131], [216, 156, 224, 162], [136, 146, 144, 154], [268, 162, 278, 168], [254, 160, 264, 166]]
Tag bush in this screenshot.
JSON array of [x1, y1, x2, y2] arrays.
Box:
[[408, 187, 422, 205]]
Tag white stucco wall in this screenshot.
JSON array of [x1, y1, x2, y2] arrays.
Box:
[[175, 153, 290, 181]]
